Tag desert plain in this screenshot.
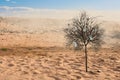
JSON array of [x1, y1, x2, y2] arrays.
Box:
[[0, 10, 120, 80]]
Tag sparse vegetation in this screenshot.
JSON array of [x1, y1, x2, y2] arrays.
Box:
[[0, 48, 8, 51], [64, 11, 104, 72]]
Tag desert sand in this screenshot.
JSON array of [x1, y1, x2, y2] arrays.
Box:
[[0, 11, 120, 80], [0, 47, 120, 80]]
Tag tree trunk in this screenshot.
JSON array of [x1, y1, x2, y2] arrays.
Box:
[[85, 45, 88, 72]]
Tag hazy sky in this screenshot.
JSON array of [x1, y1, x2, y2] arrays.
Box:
[[0, 0, 120, 10], [0, 0, 120, 19]]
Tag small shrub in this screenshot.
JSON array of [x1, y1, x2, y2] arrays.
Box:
[[0, 48, 8, 51]]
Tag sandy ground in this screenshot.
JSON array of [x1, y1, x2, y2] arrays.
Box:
[[0, 46, 120, 80], [0, 17, 120, 80]]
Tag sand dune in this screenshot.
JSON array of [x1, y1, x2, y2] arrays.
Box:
[[0, 16, 120, 47]]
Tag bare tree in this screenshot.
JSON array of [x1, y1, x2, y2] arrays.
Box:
[[64, 11, 104, 72]]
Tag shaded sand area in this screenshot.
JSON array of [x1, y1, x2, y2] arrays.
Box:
[[0, 47, 120, 80]]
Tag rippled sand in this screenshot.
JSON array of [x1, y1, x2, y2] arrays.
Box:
[[0, 46, 120, 80]]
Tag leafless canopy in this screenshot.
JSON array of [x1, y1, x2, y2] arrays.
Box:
[[64, 11, 104, 50]]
